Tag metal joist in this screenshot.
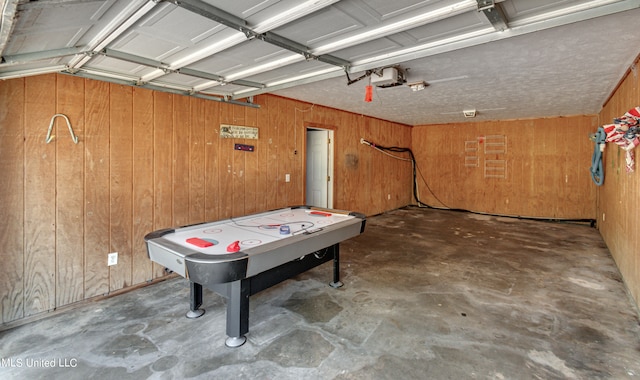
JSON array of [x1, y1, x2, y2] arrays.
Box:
[[100, 48, 169, 71]]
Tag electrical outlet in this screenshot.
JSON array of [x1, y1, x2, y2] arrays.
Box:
[[108, 252, 118, 266], [285, 174, 290, 182]]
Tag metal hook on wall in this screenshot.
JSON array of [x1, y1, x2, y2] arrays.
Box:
[[45, 113, 79, 144]]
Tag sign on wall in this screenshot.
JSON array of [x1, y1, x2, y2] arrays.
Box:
[[220, 124, 259, 139]]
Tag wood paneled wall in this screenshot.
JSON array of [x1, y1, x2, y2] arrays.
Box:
[[0, 74, 412, 324], [412, 116, 598, 219], [598, 56, 640, 309]]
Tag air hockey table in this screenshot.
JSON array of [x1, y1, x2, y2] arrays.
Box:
[[144, 205, 366, 347]]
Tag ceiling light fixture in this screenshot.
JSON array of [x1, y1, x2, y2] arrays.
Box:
[[408, 81, 428, 92], [463, 109, 477, 118]]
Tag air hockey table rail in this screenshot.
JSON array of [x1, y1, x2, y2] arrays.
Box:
[[144, 205, 366, 347]]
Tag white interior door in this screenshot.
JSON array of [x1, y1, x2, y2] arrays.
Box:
[[306, 129, 332, 208]]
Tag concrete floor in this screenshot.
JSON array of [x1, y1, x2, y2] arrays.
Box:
[[2, 206, 640, 379]]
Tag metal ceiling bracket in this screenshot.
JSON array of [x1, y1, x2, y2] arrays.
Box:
[[476, 0, 495, 11], [477, 0, 508, 31]]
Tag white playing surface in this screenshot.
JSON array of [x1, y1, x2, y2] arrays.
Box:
[[163, 208, 354, 255]]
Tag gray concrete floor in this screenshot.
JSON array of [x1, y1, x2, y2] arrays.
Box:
[[2, 207, 640, 379]]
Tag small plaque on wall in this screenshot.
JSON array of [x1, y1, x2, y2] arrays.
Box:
[[220, 124, 259, 139]]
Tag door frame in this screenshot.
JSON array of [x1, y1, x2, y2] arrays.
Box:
[[305, 126, 335, 208]]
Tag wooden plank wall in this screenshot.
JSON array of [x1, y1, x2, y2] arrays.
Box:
[[411, 116, 598, 219], [0, 74, 412, 324], [598, 55, 640, 309]]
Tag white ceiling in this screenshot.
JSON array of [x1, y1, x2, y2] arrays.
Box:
[[1, 0, 640, 125]]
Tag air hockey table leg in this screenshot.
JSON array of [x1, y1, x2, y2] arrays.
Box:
[[330, 244, 343, 288], [225, 279, 250, 347], [186, 281, 205, 319]]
